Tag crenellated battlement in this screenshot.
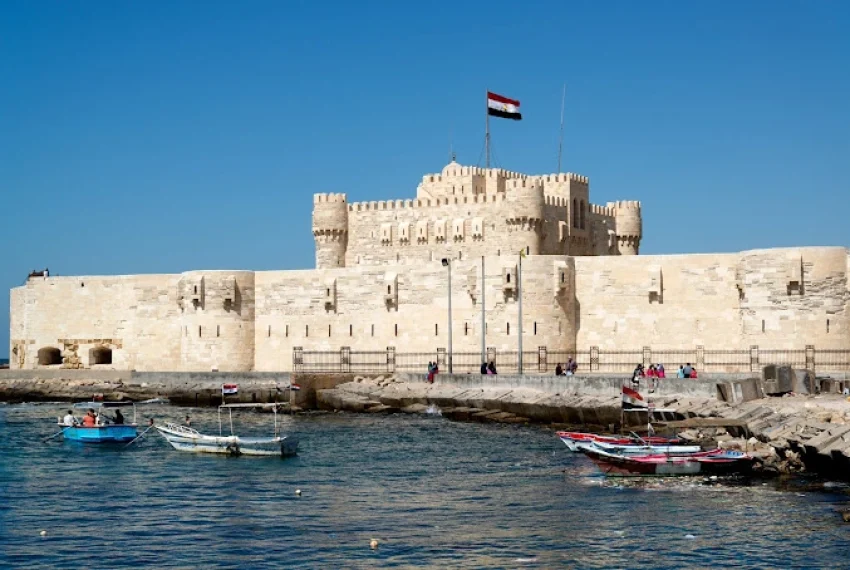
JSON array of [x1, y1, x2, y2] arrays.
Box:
[[609, 200, 641, 210], [533, 173, 589, 184], [313, 193, 348, 204], [589, 203, 616, 217], [348, 193, 509, 212], [506, 178, 543, 191]]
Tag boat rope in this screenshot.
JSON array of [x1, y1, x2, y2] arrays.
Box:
[[123, 425, 154, 448], [42, 426, 71, 442]]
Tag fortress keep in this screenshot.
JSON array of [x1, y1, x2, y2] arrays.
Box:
[[9, 162, 849, 372]]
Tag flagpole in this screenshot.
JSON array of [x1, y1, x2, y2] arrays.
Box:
[[557, 83, 566, 172], [485, 90, 490, 168]]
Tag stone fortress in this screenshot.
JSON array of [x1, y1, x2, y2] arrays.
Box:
[[9, 161, 850, 372]]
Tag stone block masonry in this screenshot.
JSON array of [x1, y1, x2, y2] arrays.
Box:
[[9, 161, 850, 372]]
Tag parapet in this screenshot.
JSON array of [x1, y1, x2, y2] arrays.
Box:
[[313, 193, 348, 204], [589, 203, 616, 217]]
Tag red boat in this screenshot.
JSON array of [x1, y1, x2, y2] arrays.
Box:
[[581, 445, 754, 477], [557, 431, 683, 452]]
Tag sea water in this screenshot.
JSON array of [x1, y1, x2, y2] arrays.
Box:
[[1, 402, 848, 569]]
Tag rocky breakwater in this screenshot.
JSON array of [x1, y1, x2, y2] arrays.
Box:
[[314, 374, 720, 429], [0, 370, 293, 407], [659, 394, 850, 479]]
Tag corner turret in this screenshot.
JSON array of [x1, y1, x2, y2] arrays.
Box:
[[612, 200, 642, 255], [312, 193, 349, 269]]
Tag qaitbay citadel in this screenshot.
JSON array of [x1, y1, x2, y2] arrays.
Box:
[[9, 160, 850, 373]]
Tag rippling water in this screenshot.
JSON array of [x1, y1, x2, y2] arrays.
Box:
[[1, 402, 849, 569]]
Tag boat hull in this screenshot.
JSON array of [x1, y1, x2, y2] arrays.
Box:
[[582, 446, 753, 477], [63, 425, 138, 443], [557, 431, 683, 452], [156, 424, 298, 457]]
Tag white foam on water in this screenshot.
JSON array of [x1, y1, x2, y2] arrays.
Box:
[[684, 534, 696, 540], [425, 404, 442, 416], [514, 557, 538, 563]]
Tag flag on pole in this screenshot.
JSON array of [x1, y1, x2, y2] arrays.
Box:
[[621, 385, 648, 410], [487, 92, 522, 120], [290, 383, 302, 392], [221, 383, 239, 395]]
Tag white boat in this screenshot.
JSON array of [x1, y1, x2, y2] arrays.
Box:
[[156, 403, 298, 457], [586, 440, 703, 455]]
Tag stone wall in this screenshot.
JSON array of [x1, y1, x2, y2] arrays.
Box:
[[574, 247, 849, 350]]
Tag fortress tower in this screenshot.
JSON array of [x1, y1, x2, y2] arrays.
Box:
[[613, 200, 642, 255], [506, 178, 545, 255], [312, 193, 349, 269]]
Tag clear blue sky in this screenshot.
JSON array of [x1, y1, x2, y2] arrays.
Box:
[[2, 1, 849, 358]]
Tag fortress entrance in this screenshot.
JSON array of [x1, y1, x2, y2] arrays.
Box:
[[89, 346, 113, 365], [37, 347, 62, 366]]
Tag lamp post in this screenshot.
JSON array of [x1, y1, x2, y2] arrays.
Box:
[[441, 258, 453, 374]]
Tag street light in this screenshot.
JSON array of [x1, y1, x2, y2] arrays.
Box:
[[441, 258, 453, 374]]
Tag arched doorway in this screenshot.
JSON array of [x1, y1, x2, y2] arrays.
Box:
[[37, 347, 62, 366], [89, 346, 113, 365]]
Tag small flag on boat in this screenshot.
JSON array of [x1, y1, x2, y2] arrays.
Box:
[[487, 91, 522, 120], [221, 383, 239, 395], [621, 385, 648, 410], [290, 383, 301, 391]]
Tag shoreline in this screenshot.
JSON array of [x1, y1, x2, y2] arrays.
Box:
[[3, 369, 850, 481]]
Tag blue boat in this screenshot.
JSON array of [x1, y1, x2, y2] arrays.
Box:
[[59, 402, 139, 443]]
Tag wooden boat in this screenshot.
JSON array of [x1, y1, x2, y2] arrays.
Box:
[[156, 403, 298, 457], [557, 431, 683, 452], [581, 440, 703, 455], [581, 445, 754, 477], [59, 402, 139, 443]]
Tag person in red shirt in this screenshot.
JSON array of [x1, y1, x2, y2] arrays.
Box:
[[81, 409, 96, 427]]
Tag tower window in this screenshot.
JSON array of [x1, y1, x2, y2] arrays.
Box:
[[533, 321, 537, 335], [286, 325, 289, 337], [371, 324, 375, 337], [827, 319, 830, 333], [464, 322, 468, 335], [394, 324, 398, 337], [268, 325, 271, 338], [198, 326, 202, 338], [306, 325, 309, 337], [507, 323, 510, 335], [194, 285, 198, 294], [350, 324, 353, 336], [526, 246, 529, 255], [761, 320, 765, 333], [435, 323, 439, 336], [217, 325, 220, 338], [328, 325, 332, 337]]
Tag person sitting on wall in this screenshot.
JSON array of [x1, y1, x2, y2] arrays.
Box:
[[690, 367, 698, 379], [569, 359, 578, 375], [555, 363, 563, 376], [682, 363, 693, 379], [62, 410, 77, 427], [481, 362, 488, 375], [677, 366, 685, 378], [657, 364, 666, 378], [81, 409, 97, 427], [487, 361, 497, 375], [426, 362, 434, 383]]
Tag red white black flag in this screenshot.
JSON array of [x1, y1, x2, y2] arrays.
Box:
[[622, 385, 648, 410], [487, 92, 522, 120]]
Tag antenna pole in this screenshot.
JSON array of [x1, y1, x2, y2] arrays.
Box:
[[485, 90, 491, 168], [557, 83, 566, 172]]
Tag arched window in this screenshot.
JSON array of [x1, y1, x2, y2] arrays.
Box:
[[89, 346, 112, 365], [572, 199, 578, 228], [580, 200, 586, 229], [37, 347, 62, 366]]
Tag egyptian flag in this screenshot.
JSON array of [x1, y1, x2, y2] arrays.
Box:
[[487, 92, 522, 120], [221, 383, 239, 395], [622, 385, 648, 410]]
